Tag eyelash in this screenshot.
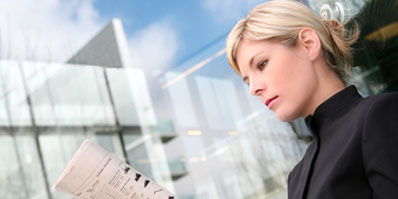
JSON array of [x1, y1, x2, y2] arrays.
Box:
[[257, 60, 268, 70], [243, 59, 268, 86]]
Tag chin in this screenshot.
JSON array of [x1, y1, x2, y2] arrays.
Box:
[[275, 112, 298, 122]]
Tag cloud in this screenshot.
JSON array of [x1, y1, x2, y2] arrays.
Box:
[[128, 20, 179, 71], [203, 0, 247, 22], [203, 0, 268, 22], [0, 0, 105, 62]]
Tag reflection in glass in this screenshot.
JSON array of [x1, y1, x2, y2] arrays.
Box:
[[165, 72, 198, 128], [0, 135, 47, 199], [195, 76, 243, 130], [4, 0, 392, 197], [348, 0, 398, 93], [0, 61, 32, 126], [26, 63, 115, 126]]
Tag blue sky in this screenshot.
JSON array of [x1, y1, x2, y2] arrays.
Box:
[[93, 0, 246, 47], [93, 0, 252, 71], [0, 0, 267, 72]]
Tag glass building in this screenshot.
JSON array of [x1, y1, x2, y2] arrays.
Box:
[[0, 0, 397, 198]]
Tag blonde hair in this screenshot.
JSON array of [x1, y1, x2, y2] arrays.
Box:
[[226, 0, 359, 84]]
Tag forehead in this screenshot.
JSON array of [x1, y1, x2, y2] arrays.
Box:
[[236, 39, 280, 59], [236, 39, 274, 67]]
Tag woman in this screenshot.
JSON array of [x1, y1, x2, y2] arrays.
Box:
[[226, 0, 398, 198]]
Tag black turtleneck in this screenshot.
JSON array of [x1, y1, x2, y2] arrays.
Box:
[[288, 85, 398, 199]]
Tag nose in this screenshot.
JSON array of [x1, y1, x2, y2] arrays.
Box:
[[249, 78, 265, 96]]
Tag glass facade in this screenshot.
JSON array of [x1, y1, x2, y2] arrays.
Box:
[[0, 0, 397, 198], [0, 57, 307, 199], [309, 0, 398, 94]]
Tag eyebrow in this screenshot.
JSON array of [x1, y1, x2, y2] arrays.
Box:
[[249, 51, 264, 67]]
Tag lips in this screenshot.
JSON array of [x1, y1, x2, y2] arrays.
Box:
[[265, 96, 278, 108]]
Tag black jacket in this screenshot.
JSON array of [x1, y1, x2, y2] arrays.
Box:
[[288, 86, 398, 199]]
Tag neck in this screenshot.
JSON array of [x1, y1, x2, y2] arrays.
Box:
[[304, 63, 345, 117]]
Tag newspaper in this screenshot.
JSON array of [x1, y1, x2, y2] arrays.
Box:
[[53, 139, 177, 199]]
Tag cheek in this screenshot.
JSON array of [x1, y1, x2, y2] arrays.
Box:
[[271, 52, 313, 90], [272, 53, 317, 120], [283, 49, 315, 88], [284, 60, 316, 103]]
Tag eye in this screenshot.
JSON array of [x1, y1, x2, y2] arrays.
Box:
[[243, 77, 250, 86], [257, 60, 268, 70]]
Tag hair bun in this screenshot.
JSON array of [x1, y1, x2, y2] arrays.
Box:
[[326, 19, 345, 36]]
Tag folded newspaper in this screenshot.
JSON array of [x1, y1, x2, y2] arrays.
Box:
[[53, 139, 177, 199]]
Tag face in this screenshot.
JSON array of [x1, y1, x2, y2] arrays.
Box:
[[236, 39, 318, 122]]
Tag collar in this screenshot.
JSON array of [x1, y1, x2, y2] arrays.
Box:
[[304, 85, 362, 136]]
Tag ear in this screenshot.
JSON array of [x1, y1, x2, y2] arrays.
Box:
[[298, 28, 322, 61]]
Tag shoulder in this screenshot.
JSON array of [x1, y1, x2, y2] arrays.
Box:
[[360, 92, 398, 141], [362, 92, 398, 119], [365, 91, 398, 105], [343, 91, 398, 127], [360, 92, 398, 196]]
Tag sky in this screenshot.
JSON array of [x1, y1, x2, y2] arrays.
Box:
[[0, 0, 267, 72]]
